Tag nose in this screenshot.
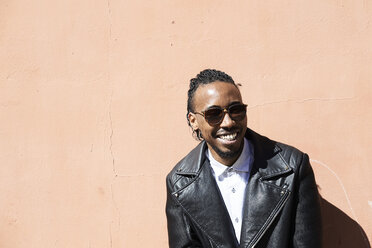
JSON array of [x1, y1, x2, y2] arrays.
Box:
[[220, 111, 234, 128]]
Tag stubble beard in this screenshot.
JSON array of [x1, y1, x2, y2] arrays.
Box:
[[210, 140, 244, 160]]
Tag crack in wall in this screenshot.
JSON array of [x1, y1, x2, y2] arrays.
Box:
[[109, 223, 113, 248], [110, 183, 121, 227], [310, 159, 371, 246], [107, 0, 112, 40], [248, 96, 355, 110], [109, 91, 116, 177], [310, 159, 357, 220], [108, 90, 118, 247], [109, 182, 122, 248]]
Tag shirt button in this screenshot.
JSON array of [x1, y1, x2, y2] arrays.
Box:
[[235, 217, 239, 223], [232, 188, 236, 193]]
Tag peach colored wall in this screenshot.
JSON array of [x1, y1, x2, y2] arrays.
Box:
[[1, 0, 371, 247]]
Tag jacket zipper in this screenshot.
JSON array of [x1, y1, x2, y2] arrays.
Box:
[[249, 189, 290, 248]]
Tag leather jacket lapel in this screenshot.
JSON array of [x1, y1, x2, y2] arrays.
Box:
[[239, 167, 291, 248], [175, 157, 239, 247], [239, 130, 293, 247]]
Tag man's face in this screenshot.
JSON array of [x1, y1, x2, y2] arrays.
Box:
[[189, 81, 247, 165]]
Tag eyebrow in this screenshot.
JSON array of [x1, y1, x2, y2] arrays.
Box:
[[205, 101, 242, 110]]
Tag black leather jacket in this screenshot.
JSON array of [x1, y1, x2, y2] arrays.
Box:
[[166, 129, 322, 248]]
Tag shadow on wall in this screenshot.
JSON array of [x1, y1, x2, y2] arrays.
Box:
[[320, 197, 371, 248]]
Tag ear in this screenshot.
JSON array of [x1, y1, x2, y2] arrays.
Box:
[[188, 112, 199, 131]]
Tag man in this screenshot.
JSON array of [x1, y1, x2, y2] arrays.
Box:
[[166, 69, 322, 248]]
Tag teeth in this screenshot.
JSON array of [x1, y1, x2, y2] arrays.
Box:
[[219, 133, 237, 141]]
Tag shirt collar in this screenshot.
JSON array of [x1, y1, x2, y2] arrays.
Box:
[[206, 138, 254, 178]]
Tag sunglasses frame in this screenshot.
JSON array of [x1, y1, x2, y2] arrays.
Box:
[[194, 103, 247, 126]]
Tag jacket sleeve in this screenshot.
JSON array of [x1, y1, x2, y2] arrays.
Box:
[[293, 153, 322, 248], [165, 175, 203, 248]]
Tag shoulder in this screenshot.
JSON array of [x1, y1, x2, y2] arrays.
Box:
[[166, 141, 207, 189], [276, 141, 307, 171], [248, 128, 308, 173]]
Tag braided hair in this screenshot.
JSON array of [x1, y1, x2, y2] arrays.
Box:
[[187, 69, 237, 140]]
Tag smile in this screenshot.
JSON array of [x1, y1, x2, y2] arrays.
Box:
[[217, 132, 238, 141]]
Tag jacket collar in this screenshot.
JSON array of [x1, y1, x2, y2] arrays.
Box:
[[245, 128, 291, 179]]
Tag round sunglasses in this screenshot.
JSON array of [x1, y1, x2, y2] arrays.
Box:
[[194, 103, 247, 126]]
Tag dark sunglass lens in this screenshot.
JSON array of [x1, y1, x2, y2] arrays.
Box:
[[229, 105, 246, 119], [204, 108, 223, 124]]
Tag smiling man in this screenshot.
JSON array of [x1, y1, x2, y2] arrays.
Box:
[[166, 69, 322, 248]]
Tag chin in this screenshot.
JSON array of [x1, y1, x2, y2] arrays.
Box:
[[213, 146, 241, 159]]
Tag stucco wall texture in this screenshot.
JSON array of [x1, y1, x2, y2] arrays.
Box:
[[1, 0, 371, 247]]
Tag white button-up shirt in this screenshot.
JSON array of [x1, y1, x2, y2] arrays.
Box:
[[206, 138, 254, 243]]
